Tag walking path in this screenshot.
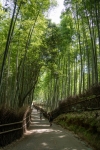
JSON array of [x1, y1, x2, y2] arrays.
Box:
[[3, 108, 93, 150]]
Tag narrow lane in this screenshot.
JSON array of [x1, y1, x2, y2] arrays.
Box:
[[3, 108, 93, 150]]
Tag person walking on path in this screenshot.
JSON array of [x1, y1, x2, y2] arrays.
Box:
[[4, 108, 93, 150], [48, 113, 53, 126], [40, 111, 43, 120]]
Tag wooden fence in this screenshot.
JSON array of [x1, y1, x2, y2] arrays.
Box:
[[59, 95, 100, 113], [0, 108, 31, 147], [0, 115, 31, 135], [34, 95, 100, 119]]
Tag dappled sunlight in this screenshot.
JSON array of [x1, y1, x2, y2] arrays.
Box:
[[36, 128, 54, 133], [31, 118, 40, 120], [32, 117, 40, 119], [26, 128, 54, 134], [61, 148, 86, 150], [31, 124, 50, 127], [26, 122, 64, 136], [41, 142, 48, 146], [3, 109, 92, 150], [59, 135, 66, 138], [54, 129, 62, 133], [31, 121, 40, 124], [23, 109, 93, 150]]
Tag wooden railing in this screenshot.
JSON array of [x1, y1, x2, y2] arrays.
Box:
[[34, 95, 100, 119], [0, 115, 31, 135], [59, 95, 100, 113], [0, 107, 32, 147]]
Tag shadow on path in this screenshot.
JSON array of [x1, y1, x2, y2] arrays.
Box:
[[3, 108, 93, 150]]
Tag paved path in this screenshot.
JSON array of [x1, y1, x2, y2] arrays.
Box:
[[4, 108, 93, 150]]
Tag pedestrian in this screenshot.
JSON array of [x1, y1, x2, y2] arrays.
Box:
[[40, 111, 42, 120], [37, 108, 38, 112], [49, 113, 53, 127]]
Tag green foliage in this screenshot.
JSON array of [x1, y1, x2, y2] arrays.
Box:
[[0, 0, 56, 108], [54, 111, 100, 150], [1, 0, 100, 110]]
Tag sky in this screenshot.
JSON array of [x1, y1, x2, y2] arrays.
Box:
[[0, 0, 5, 5], [0, 0, 65, 24], [48, 0, 65, 24]]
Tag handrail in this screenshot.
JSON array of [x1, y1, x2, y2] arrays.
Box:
[[59, 95, 100, 106], [0, 115, 31, 135], [0, 127, 23, 135], [35, 95, 100, 110], [0, 121, 22, 127], [34, 95, 100, 118], [0, 115, 30, 127], [23, 115, 30, 121]]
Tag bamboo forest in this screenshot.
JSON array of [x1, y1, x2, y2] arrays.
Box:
[[0, 0, 100, 149]]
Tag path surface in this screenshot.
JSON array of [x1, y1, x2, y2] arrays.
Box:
[[4, 108, 93, 150]]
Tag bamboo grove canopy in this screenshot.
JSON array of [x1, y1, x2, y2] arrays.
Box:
[[0, 0, 100, 110]]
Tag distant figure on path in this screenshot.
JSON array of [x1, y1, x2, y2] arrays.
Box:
[[48, 113, 53, 127], [40, 111, 43, 120]]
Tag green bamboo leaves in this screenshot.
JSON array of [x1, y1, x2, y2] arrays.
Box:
[[0, 0, 54, 108]]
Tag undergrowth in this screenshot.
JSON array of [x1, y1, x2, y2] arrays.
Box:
[[54, 111, 100, 150]]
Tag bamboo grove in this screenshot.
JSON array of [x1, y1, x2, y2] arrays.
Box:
[[0, 0, 56, 108], [34, 0, 100, 110], [0, 0, 100, 110]]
